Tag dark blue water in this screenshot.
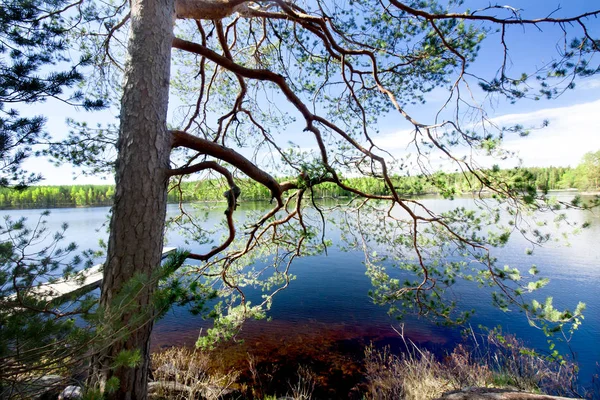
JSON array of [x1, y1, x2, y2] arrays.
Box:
[[5, 196, 600, 389]]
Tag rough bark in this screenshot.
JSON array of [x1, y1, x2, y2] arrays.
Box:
[[97, 0, 174, 397]]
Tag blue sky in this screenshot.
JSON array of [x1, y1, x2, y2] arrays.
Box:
[[21, 0, 600, 185]]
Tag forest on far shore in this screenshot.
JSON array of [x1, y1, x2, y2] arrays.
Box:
[[2, 151, 599, 209]]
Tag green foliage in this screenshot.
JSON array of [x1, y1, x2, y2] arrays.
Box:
[[0, 162, 595, 209], [81, 387, 105, 400], [196, 303, 266, 350], [344, 186, 588, 337], [525, 298, 586, 338], [5, 0, 596, 395], [0, 0, 105, 189], [565, 151, 600, 190], [89, 249, 222, 361], [112, 349, 142, 369], [104, 376, 120, 394], [0, 184, 114, 208], [153, 250, 220, 319], [478, 32, 599, 103], [44, 120, 118, 178], [0, 212, 96, 392]]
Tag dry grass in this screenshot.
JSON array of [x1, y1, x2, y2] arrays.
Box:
[[148, 328, 583, 399], [244, 353, 315, 400], [364, 344, 449, 400], [288, 365, 316, 400], [483, 330, 579, 396], [150, 347, 239, 399], [362, 327, 581, 400]]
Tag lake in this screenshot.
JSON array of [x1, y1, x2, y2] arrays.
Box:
[[4, 195, 600, 394]]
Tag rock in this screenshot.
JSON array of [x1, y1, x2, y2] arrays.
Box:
[[153, 362, 180, 378], [58, 386, 82, 399], [199, 384, 234, 398], [434, 387, 576, 400], [37, 375, 63, 387], [0, 374, 64, 399], [147, 380, 239, 399], [148, 380, 192, 394]]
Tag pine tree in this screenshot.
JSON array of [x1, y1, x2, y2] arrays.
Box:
[[0, 0, 104, 188], [0, 0, 104, 394]]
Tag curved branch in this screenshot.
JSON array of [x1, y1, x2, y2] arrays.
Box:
[[168, 160, 234, 187], [176, 163, 238, 261], [388, 1, 600, 25], [175, 0, 249, 20], [172, 37, 315, 124], [170, 129, 283, 201]]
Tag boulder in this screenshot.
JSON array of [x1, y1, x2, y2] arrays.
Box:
[[0, 374, 63, 399], [435, 387, 575, 400], [153, 362, 180, 378], [148, 380, 192, 395], [58, 386, 82, 399]]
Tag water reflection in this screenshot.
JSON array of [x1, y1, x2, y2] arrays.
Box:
[[3, 195, 599, 391]]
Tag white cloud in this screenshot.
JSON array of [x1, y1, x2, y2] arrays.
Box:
[[25, 96, 600, 185], [373, 99, 600, 169], [497, 99, 600, 167], [577, 77, 600, 91], [372, 129, 415, 152]]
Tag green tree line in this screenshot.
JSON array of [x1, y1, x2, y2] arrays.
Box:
[[0, 184, 115, 208], [2, 157, 599, 209]]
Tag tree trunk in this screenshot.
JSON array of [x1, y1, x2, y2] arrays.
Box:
[[96, 0, 174, 397]]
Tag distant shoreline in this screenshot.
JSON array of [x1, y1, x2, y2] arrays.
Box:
[[0, 189, 595, 211]]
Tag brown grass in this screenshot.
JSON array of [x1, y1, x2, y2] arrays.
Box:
[[288, 365, 316, 400], [150, 347, 239, 399], [362, 326, 581, 400], [364, 344, 449, 400], [149, 328, 583, 399]]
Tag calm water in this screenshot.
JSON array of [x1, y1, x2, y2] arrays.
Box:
[[5, 196, 600, 392]]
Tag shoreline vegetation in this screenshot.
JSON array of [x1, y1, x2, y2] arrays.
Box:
[[144, 328, 587, 399], [17, 327, 589, 399], [4, 161, 600, 398], [2, 165, 599, 210]]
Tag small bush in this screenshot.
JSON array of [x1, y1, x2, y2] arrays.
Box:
[[289, 365, 316, 400]]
